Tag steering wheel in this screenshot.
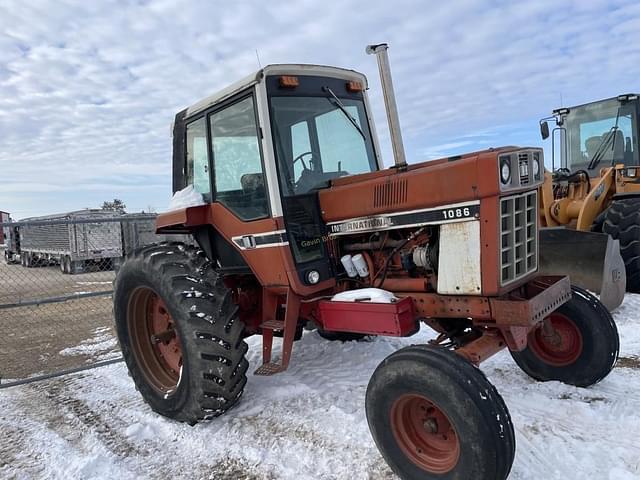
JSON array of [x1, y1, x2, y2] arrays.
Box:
[[292, 151, 314, 171]]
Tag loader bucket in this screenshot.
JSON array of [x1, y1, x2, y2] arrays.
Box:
[[538, 227, 626, 311]]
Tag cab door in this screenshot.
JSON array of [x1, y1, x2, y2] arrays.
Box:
[[181, 91, 290, 286]]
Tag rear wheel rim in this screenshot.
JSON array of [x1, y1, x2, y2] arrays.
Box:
[[390, 393, 461, 474], [127, 287, 183, 393], [529, 313, 583, 367]]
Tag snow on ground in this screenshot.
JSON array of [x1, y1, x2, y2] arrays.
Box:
[[1, 296, 640, 479], [58, 327, 119, 361]]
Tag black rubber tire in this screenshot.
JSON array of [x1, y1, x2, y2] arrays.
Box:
[[317, 328, 367, 342], [366, 345, 515, 480], [510, 286, 619, 387], [69, 260, 83, 274], [114, 242, 249, 424], [603, 198, 640, 292], [60, 256, 68, 274]]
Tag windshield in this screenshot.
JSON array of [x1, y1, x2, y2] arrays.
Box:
[[564, 98, 639, 171], [269, 95, 378, 196]]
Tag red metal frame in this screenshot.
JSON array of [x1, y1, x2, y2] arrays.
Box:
[[318, 297, 417, 336]]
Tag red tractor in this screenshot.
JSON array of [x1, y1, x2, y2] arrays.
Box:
[[114, 45, 619, 479]]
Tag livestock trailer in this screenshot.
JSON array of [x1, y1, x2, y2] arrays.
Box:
[[1, 211, 21, 263], [120, 213, 194, 257], [19, 209, 123, 274]]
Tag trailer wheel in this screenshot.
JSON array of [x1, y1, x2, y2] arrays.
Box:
[[60, 256, 67, 274], [603, 197, 640, 292], [366, 345, 515, 480], [510, 286, 618, 387], [69, 259, 83, 274], [114, 242, 248, 424]]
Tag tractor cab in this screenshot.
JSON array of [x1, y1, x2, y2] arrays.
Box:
[[166, 64, 383, 289], [171, 64, 382, 203], [540, 94, 640, 173]]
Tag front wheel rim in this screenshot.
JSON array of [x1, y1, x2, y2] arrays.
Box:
[[390, 393, 461, 474], [127, 287, 183, 393], [529, 313, 583, 367]]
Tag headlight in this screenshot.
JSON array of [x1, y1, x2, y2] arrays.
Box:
[[306, 270, 320, 284], [500, 158, 511, 185], [533, 157, 540, 177]]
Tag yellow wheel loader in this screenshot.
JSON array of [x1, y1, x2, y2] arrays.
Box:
[[538, 94, 640, 310]]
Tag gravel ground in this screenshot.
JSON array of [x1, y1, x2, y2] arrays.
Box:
[[0, 258, 119, 381]]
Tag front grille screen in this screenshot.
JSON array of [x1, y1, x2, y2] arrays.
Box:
[[518, 152, 531, 186], [500, 190, 538, 285]]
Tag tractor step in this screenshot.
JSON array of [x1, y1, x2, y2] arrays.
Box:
[[254, 362, 287, 376], [261, 319, 285, 331], [254, 290, 301, 377], [255, 318, 286, 375]]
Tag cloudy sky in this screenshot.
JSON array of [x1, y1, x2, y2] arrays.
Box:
[[1, 0, 639, 218]]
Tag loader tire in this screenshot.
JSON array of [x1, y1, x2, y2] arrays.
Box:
[[603, 198, 640, 292], [510, 286, 619, 387], [114, 242, 249, 424], [366, 345, 515, 480]]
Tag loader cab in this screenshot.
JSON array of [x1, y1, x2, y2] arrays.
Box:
[[541, 94, 640, 173], [169, 65, 381, 287]]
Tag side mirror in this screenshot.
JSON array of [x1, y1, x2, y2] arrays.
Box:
[[540, 121, 550, 140]]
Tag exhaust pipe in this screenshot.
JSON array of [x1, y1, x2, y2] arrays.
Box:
[[366, 43, 407, 169]]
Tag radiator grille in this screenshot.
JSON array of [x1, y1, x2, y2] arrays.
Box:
[[518, 152, 531, 186], [500, 190, 538, 285], [373, 179, 408, 208]]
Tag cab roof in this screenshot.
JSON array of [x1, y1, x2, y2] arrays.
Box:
[[184, 64, 369, 119], [552, 93, 640, 115]]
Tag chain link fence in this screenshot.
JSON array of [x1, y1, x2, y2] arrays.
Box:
[[0, 213, 174, 386]]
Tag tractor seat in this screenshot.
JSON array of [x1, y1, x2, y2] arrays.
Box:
[[241, 173, 265, 193], [585, 135, 602, 162], [612, 130, 624, 162], [237, 173, 267, 218]]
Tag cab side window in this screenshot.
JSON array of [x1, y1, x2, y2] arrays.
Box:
[[185, 117, 211, 197], [210, 95, 269, 220]]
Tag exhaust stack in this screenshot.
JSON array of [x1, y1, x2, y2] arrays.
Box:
[[366, 43, 407, 169]]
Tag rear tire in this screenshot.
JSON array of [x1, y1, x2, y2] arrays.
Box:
[[114, 242, 249, 424], [510, 286, 619, 387], [366, 345, 515, 480], [603, 198, 640, 292]]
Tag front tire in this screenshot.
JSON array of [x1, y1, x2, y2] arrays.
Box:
[[510, 286, 619, 387], [366, 345, 515, 480], [603, 198, 640, 292], [114, 242, 249, 424]]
